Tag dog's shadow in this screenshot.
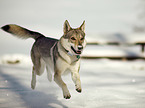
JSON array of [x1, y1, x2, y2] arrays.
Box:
[[0, 67, 68, 108]]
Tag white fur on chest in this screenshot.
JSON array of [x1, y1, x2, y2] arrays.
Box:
[[56, 40, 81, 75], [56, 57, 80, 75]]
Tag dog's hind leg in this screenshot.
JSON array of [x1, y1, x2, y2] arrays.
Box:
[[37, 58, 46, 76], [46, 65, 52, 82], [31, 57, 46, 88], [31, 66, 36, 89], [31, 58, 45, 89], [31, 47, 45, 89], [43, 58, 52, 82]]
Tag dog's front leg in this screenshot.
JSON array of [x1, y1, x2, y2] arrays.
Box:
[[54, 72, 71, 99], [71, 71, 82, 93], [71, 62, 82, 93]]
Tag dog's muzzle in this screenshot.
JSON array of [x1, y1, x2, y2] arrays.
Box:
[[71, 46, 83, 54]]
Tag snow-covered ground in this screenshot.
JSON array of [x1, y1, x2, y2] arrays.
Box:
[[0, 0, 145, 107], [0, 54, 145, 108], [0, 28, 145, 108]]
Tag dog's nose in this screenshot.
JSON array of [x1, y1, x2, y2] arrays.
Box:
[[78, 46, 83, 50]]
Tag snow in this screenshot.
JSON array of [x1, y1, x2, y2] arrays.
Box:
[[0, 0, 145, 107], [0, 54, 31, 65], [86, 33, 145, 44], [83, 33, 145, 58], [82, 44, 143, 58], [0, 54, 145, 108]]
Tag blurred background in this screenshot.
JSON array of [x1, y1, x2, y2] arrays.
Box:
[[0, 0, 145, 55]]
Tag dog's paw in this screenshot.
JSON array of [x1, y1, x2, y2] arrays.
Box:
[[63, 91, 71, 99], [62, 87, 71, 99], [47, 75, 52, 82], [75, 84, 82, 93], [31, 80, 36, 90], [31, 84, 35, 90], [47, 73, 52, 82], [76, 88, 82, 93], [64, 93, 71, 99]]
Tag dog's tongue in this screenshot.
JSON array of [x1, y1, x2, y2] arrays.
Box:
[[71, 46, 82, 54], [76, 50, 81, 54]]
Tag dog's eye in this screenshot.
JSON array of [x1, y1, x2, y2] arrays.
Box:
[[80, 37, 84, 40], [71, 37, 76, 40]]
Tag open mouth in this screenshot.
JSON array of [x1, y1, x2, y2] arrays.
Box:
[[71, 46, 82, 54]]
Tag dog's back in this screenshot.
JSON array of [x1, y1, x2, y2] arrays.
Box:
[[1, 24, 58, 60], [34, 36, 58, 57]]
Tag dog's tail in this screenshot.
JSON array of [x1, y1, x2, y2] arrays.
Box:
[[1, 24, 44, 40]]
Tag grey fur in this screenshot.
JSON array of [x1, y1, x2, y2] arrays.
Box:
[[1, 20, 86, 99]]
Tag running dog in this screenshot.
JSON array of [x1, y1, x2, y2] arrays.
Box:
[[1, 20, 86, 99]]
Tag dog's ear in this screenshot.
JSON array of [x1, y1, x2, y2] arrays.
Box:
[[79, 20, 85, 32], [63, 20, 72, 35]]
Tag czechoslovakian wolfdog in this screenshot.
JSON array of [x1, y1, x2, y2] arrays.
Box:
[[1, 20, 86, 99]]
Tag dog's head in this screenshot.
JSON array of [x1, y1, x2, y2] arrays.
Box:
[[60, 20, 86, 55]]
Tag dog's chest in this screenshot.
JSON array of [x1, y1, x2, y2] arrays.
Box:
[[58, 50, 79, 64], [56, 56, 80, 75]]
